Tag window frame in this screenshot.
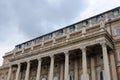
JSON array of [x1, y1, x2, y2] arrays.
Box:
[[98, 70, 106, 80]]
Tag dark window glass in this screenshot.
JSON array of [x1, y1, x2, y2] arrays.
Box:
[[69, 75, 72, 80], [100, 71, 104, 80]]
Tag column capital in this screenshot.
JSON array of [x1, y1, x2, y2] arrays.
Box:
[[50, 54, 54, 58], [8, 64, 12, 67], [17, 63, 21, 66], [26, 60, 31, 63], [80, 46, 87, 52], [100, 42, 106, 47], [64, 51, 69, 55], [37, 57, 42, 61]]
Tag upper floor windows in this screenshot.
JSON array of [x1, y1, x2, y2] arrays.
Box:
[[113, 9, 119, 16], [69, 25, 75, 32], [44, 34, 52, 40], [55, 29, 63, 36], [114, 27, 120, 35], [34, 37, 42, 44]]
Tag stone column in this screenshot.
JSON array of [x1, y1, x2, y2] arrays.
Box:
[[91, 56, 96, 80], [64, 52, 69, 80], [81, 47, 89, 80], [110, 51, 118, 80], [74, 59, 78, 80], [60, 63, 64, 80], [36, 58, 42, 80], [15, 63, 21, 80], [25, 61, 30, 80], [49, 55, 54, 80], [101, 43, 111, 80], [7, 65, 12, 80]]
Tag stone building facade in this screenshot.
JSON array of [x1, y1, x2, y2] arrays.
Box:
[[0, 7, 120, 80]]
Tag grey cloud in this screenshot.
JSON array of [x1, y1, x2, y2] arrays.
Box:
[[0, 0, 87, 40]]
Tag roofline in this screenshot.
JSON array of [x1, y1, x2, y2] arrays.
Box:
[[16, 6, 120, 47]]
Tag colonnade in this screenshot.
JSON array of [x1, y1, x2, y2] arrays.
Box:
[[7, 43, 111, 80]]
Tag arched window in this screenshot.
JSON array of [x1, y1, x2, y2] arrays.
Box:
[[99, 70, 105, 80], [69, 75, 72, 80], [41, 78, 46, 80], [53, 76, 59, 80]]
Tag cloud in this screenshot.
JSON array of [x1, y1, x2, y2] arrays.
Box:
[[0, 0, 120, 66], [10, 0, 87, 39], [0, 0, 86, 65], [77, 0, 120, 21]]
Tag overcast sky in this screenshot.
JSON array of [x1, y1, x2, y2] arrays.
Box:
[[0, 0, 120, 66]]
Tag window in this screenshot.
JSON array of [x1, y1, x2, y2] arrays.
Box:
[[118, 50, 120, 61], [83, 21, 88, 26], [100, 71, 104, 80], [1, 74, 4, 80], [113, 9, 119, 16], [16, 45, 22, 50], [44, 34, 52, 40], [115, 27, 120, 35], [35, 37, 42, 43], [69, 75, 72, 80], [54, 76, 59, 80], [99, 70, 106, 80], [41, 78, 46, 80], [69, 25, 75, 32], [55, 30, 63, 36], [25, 41, 32, 47]]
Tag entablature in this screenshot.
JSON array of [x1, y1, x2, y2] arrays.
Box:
[[10, 28, 113, 65]]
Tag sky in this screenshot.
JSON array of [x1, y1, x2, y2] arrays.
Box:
[[0, 0, 120, 66]]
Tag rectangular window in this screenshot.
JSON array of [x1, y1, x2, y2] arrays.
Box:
[[113, 9, 119, 16], [35, 37, 42, 43], [44, 34, 52, 40], [69, 25, 75, 32], [55, 29, 63, 36], [115, 27, 120, 35], [118, 50, 120, 61]]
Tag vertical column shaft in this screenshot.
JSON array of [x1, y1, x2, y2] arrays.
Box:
[[25, 61, 30, 80], [49, 55, 54, 80], [36, 58, 42, 80], [64, 52, 69, 80], [110, 51, 118, 80], [81, 47, 89, 80], [101, 43, 111, 80], [7, 65, 12, 80], [60, 63, 64, 80], [91, 56, 96, 80], [74, 59, 78, 80], [15, 64, 21, 80]]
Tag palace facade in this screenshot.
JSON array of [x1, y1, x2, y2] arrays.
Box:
[[0, 7, 120, 80]]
